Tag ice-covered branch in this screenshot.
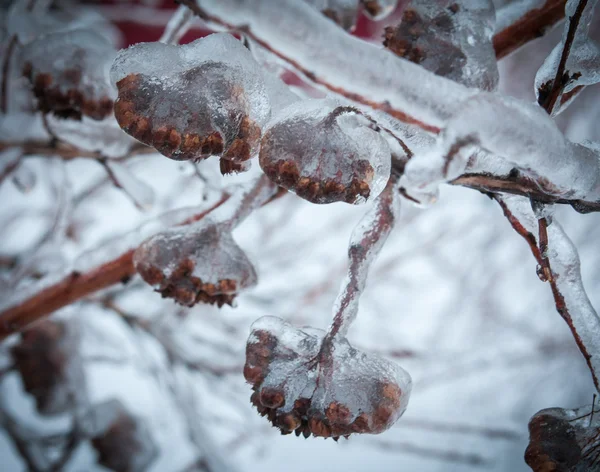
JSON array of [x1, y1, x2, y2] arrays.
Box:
[[496, 195, 600, 392], [0, 195, 229, 340], [401, 93, 600, 205], [494, 0, 567, 59], [536, 0, 599, 115], [326, 175, 400, 340], [182, 0, 475, 132]]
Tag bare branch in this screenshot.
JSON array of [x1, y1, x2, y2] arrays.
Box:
[[494, 0, 567, 59]]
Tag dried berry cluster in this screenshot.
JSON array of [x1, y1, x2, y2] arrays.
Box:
[[133, 221, 257, 307], [259, 157, 373, 205], [91, 408, 157, 472], [243, 317, 410, 440], [21, 30, 116, 121], [259, 102, 389, 205], [525, 405, 600, 471], [114, 65, 261, 173], [11, 320, 72, 415], [383, 4, 466, 81], [23, 63, 114, 120], [111, 34, 270, 174]]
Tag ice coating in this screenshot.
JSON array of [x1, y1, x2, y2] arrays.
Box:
[[535, 0, 600, 115], [383, 0, 499, 91], [525, 402, 600, 471], [244, 316, 412, 439], [111, 33, 270, 171], [329, 177, 400, 339], [21, 29, 116, 120], [501, 195, 600, 391], [133, 218, 257, 307], [401, 93, 600, 203], [494, 0, 546, 33], [193, 0, 475, 129], [259, 99, 391, 204]]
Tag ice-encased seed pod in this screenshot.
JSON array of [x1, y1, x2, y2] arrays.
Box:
[[111, 33, 270, 173], [243, 316, 411, 439], [90, 401, 158, 472], [21, 29, 116, 120], [11, 319, 73, 415], [133, 218, 257, 307], [525, 404, 600, 472], [383, 1, 498, 91], [259, 99, 391, 204]]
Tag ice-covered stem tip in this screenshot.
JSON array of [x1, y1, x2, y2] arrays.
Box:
[[536, 0, 599, 115], [243, 316, 412, 439], [133, 176, 276, 307], [401, 93, 600, 205], [497, 195, 600, 392], [326, 175, 400, 341]]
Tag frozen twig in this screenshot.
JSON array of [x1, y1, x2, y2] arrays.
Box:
[[159, 5, 195, 44], [326, 175, 400, 341], [494, 0, 567, 59], [496, 194, 600, 392], [537, 0, 590, 113]]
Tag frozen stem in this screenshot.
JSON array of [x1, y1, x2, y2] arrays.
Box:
[[325, 174, 400, 342], [159, 5, 195, 45]]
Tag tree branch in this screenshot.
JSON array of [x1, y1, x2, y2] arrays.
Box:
[[494, 0, 567, 59], [537, 0, 589, 112]]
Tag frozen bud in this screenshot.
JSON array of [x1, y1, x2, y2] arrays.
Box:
[[133, 219, 257, 307], [111, 33, 270, 173], [90, 403, 157, 472], [11, 319, 74, 415], [525, 404, 599, 471], [383, 1, 498, 90], [244, 316, 411, 439], [259, 99, 391, 204], [21, 29, 116, 120]]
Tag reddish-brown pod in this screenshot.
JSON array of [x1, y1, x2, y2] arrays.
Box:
[[243, 316, 411, 439], [525, 404, 599, 471], [11, 319, 74, 415], [259, 99, 391, 204], [383, 1, 498, 91], [90, 400, 158, 472], [110, 33, 270, 173], [133, 218, 257, 307], [21, 30, 116, 120]]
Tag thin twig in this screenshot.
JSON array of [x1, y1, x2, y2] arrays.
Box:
[[494, 0, 567, 59], [538, 0, 588, 113]]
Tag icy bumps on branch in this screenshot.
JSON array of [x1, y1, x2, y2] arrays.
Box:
[[111, 33, 270, 174]]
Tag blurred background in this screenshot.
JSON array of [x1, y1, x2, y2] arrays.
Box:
[[0, 1, 599, 471]]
